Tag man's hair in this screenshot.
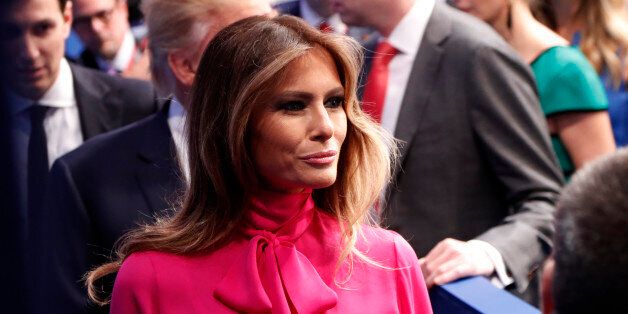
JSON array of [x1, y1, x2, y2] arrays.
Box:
[[553, 148, 628, 313], [59, 0, 68, 10], [141, 0, 229, 94]]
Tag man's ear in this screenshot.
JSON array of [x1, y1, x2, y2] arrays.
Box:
[[541, 257, 555, 314], [62, 1, 73, 39], [167, 51, 196, 88]]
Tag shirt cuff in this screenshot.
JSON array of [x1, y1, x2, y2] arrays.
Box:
[[467, 240, 515, 288]]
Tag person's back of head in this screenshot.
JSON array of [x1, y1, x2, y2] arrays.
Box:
[[141, 0, 271, 101], [550, 148, 628, 313]]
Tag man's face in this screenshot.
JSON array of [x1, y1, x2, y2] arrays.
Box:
[[330, 0, 385, 27], [72, 0, 129, 60], [0, 0, 72, 100]]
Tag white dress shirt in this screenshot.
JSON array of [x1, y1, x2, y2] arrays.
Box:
[[9, 58, 83, 168], [382, 0, 514, 287], [380, 0, 434, 135], [96, 30, 137, 73], [166, 97, 189, 184]]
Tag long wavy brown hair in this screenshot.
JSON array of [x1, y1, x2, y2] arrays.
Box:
[[86, 15, 395, 305]]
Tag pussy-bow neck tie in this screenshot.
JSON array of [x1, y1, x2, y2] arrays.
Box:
[[214, 191, 338, 313]]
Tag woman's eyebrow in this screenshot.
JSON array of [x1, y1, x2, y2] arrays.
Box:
[[277, 86, 344, 100], [325, 87, 345, 98]]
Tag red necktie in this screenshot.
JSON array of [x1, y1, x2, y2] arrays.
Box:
[[318, 20, 332, 33], [362, 41, 397, 123]]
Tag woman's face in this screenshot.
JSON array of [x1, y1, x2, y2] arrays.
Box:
[[454, 0, 509, 25], [250, 47, 347, 193]]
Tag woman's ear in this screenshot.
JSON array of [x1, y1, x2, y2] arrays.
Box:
[[167, 51, 197, 88]]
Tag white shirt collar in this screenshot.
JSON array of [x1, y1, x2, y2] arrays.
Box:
[[299, 0, 347, 33], [8, 58, 76, 114], [167, 96, 189, 183], [96, 30, 136, 72], [39, 58, 76, 108], [167, 96, 186, 122], [386, 0, 435, 56]]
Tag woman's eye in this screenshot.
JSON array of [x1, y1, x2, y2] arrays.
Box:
[[277, 101, 306, 112], [325, 96, 345, 109]]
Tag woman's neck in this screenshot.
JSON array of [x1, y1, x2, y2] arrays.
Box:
[[508, 0, 569, 64], [552, 0, 581, 41]]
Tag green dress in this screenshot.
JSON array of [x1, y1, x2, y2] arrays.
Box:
[[530, 46, 609, 177]]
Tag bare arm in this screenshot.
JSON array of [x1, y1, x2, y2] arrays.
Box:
[[549, 111, 616, 169]]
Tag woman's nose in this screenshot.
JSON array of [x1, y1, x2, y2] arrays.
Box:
[[309, 105, 334, 142]]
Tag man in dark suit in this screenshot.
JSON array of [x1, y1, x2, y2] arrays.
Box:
[[71, 0, 149, 79], [333, 0, 563, 301], [0, 0, 157, 312], [38, 0, 273, 312]]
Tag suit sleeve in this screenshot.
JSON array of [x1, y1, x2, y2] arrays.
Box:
[[467, 44, 563, 292], [35, 158, 99, 312]]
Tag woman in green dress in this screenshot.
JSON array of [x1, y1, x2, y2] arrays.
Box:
[[453, 0, 616, 177]]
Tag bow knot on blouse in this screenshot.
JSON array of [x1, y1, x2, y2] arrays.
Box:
[[214, 189, 338, 313]]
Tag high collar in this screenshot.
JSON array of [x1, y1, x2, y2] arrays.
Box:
[[215, 189, 338, 313], [244, 189, 314, 233]]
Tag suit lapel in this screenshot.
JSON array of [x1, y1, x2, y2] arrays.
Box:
[[135, 100, 183, 213], [71, 64, 120, 139], [394, 3, 451, 170]]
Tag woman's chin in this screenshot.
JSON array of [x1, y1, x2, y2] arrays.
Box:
[[305, 177, 337, 190]]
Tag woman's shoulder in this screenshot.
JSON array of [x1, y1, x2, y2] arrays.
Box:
[[111, 251, 163, 308], [532, 46, 597, 77], [115, 250, 203, 288], [116, 251, 171, 286], [357, 225, 419, 265], [532, 46, 608, 114], [122, 250, 181, 267]]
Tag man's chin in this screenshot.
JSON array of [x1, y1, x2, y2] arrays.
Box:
[[10, 81, 52, 100], [96, 43, 120, 60]]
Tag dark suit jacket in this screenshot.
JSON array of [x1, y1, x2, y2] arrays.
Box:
[[0, 90, 27, 312], [37, 100, 182, 313], [274, 0, 300, 16], [76, 49, 100, 71], [362, 4, 563, 296], [13, 64, 158, 230], [7, 63, 158, 313], [69, 63, 158, 138]]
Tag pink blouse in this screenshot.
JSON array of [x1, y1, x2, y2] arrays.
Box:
[[111, 190, 432, 313]]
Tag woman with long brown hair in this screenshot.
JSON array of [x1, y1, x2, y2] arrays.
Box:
[[86, 15, 432, 313], [454, 0, 616, 178]]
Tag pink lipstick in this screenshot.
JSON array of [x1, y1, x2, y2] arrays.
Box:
[[299, 150, 338, 165]]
